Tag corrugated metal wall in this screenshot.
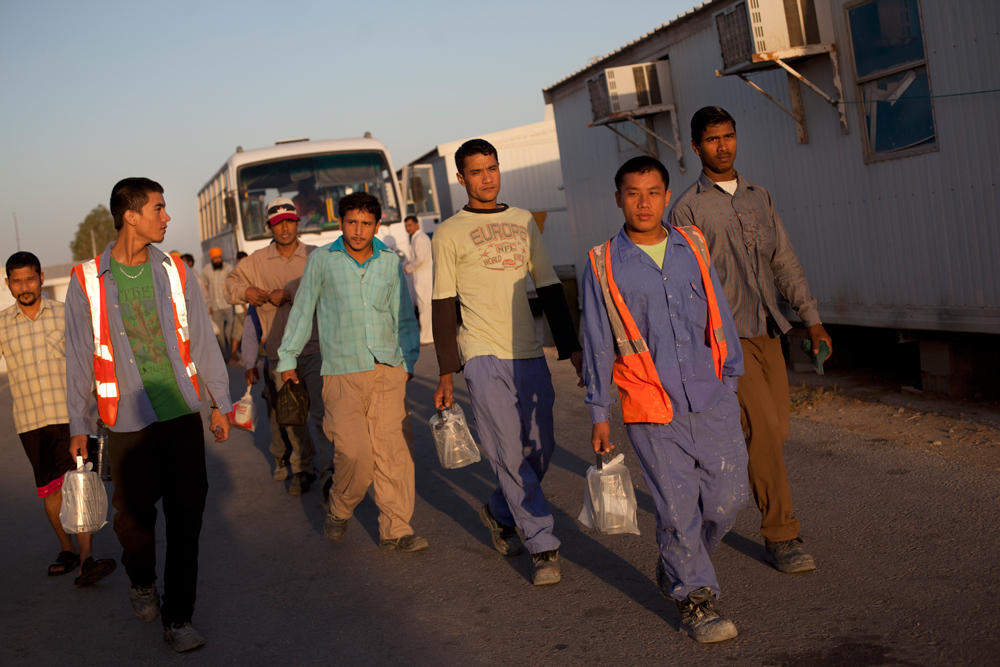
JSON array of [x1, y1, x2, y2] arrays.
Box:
[[548, 0, 1000, 333]]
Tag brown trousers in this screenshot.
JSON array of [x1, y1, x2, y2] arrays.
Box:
[[321, 364, 415, 540], [737, 335, 801, 543]]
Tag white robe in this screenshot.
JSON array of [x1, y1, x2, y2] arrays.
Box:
[[405, 230, 434, 344]]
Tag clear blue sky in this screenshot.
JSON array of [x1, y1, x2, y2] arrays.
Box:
[[0, 0, 695, 269]]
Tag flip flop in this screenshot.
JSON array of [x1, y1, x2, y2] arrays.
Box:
[[74, 557, 117, 586], [48, 551, 80, 576]]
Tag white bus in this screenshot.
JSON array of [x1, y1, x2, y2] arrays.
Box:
[[197, 136, 411, 264]]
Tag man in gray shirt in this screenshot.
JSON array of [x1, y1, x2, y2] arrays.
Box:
[[669, 106, 832, 575]]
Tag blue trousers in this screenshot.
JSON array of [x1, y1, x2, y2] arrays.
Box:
[[464, 355, 560, 554], [627, 392, 748, 600]]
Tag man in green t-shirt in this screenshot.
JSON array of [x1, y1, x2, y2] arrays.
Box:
[[66, 177, 232, 653]]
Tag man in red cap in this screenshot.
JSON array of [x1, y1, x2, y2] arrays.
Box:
[[225, 196, 325, 494]]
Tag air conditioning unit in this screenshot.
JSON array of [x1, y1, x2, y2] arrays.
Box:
[[715, 0, 834, 72], [587, 61, 675, 124]]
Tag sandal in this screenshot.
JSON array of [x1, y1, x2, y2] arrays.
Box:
[[74, 557, 117, 586], [48, 551, 81, 576]]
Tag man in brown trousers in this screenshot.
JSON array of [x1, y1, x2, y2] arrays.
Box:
[[670, 106, 832, 574]]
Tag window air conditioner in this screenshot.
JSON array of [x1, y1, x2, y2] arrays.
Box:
[[715, 0, 834, 72], [587, 61, 675, 124]]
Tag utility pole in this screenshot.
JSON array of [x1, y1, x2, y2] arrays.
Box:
[[12, 212, 20, 251]]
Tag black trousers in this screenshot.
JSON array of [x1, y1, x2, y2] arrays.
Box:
[[108, 412, 208, 626]]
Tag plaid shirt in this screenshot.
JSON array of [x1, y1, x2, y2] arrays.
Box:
[[669, 171, 821, 339], [277, 237, 420, 376], [0, 296, 70, 433]]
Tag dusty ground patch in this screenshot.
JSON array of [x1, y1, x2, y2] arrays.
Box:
[[788, 371, 1000, 471]]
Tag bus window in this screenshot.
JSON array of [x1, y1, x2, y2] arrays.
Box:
[[237, 151, 400, 241]]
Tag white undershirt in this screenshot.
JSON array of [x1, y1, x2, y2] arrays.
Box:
[[716, 179, 738, 196]]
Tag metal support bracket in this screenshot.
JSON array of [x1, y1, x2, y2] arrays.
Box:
[[588, 104, 685, 172], [717, 44, 849, 140]]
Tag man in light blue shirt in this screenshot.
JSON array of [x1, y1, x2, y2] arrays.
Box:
[[278, 192, 425, 552]]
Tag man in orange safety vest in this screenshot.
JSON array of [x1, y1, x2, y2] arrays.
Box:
[[582, 156, 747, 644], [65, 177, 232, 653]]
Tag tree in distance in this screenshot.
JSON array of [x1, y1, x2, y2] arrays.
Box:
[[70, 205, 117, 261]]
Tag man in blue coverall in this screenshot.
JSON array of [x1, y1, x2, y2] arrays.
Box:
[[582, 156, 748, 644]]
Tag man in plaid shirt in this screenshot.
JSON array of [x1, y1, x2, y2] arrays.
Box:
[[1, 251, 116, 585]]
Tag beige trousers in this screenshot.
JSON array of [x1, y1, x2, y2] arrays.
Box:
[[322, 364, 414, 540]]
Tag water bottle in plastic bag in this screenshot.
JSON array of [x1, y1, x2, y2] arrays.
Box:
[[60, 456, 109, 534], [578, 452, 640, 535], [429, 403, 481, 469], [230, 385, 258, 432], [86, 425, 112, 482]]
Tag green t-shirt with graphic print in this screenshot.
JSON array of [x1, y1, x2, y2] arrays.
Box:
[[110, 258, 193, 422]]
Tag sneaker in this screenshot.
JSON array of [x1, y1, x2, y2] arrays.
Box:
[[273, 460, 290, 482], [324, 514, 349, 543], [675, 587, 738, 644], [129, 583, 160, 623], [479, 504, 523, 556], [163, 622, 205, 652], [531, 550, 561, 586], [288, 471, 316, 496], [764, 537, 816, 573], [379, 534, 429, 552]]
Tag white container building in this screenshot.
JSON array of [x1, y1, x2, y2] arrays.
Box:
[[543, 0, 1000, 394]]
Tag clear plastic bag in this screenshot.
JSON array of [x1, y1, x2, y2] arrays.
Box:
[[429, 403, 481, 469], [60, 456, 109, 534], [578, 453, 640, 535], [230, 386, 257, 432]]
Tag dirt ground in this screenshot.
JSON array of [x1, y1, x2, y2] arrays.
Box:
[[786, 368, 1000, 471]]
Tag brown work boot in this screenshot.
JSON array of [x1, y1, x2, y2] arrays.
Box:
[[479, 504, 523, 556], [531, 550, 561, 586], [675, 587, 738, 644], [764, 537, 816, 573]]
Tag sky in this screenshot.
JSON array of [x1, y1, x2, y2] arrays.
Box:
[[0, 0, 697, 270]]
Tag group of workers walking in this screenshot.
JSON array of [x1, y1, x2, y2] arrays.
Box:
[[3, 105, 831, 651]]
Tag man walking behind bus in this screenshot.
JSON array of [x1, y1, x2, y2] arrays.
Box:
[[201, 247, 234, 359], [66, 177, 232, 652], [583, 157, 747, 643], [431, 139, 583, 586], [226, 197, 323, 494], [278, 192, 425, 552], [669, 106, 832, 574], [403, 215, 434, 345], [2, 252, 117, 586]]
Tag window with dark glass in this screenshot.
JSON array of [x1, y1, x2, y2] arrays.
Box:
[[847, 0, 936, 159], [237, 151, 400, 241]]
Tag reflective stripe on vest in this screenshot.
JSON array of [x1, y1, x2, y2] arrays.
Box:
[[163, 254, 200, 391], [71, 253, 200, 427], [588, 226, 726, 424], [671, 226, 728, 379]]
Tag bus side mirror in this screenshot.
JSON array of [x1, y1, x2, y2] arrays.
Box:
[[224, 196, 238, 227]]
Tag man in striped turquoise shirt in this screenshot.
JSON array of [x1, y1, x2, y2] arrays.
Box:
[[278, 192, 426, 553], [669, 106, 833, 575]]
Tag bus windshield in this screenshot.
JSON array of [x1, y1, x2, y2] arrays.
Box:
[[238, 151, 400, 240]]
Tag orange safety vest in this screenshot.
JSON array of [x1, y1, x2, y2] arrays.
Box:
[[71, 253, 200, 427], [588, 226, 728, 424]]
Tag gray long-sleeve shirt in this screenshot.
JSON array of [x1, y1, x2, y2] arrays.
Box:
[[668, 171, 821, 339], [65, 242, 233, 436]]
